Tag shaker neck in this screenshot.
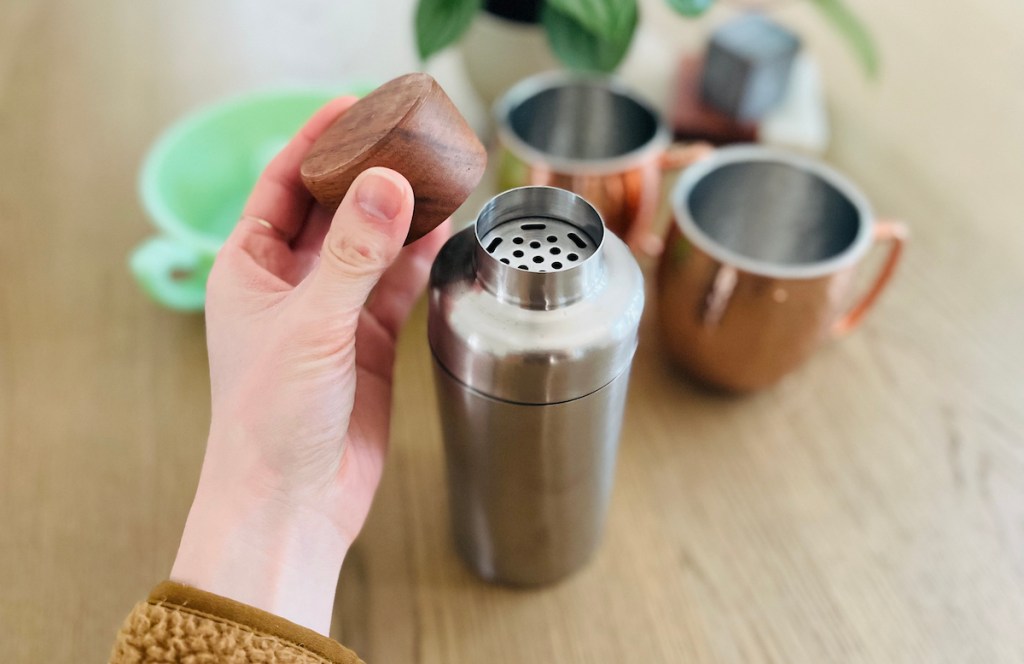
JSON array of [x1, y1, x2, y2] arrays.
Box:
[[473, 187, 607, 310]]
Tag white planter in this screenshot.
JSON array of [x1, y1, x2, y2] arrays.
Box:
[[458, 12, 559, 109], [616, 24, 676, 114], [459, 12, 678, 116]]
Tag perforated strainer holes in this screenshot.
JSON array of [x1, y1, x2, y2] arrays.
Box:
[[481, 217, 597, 273]]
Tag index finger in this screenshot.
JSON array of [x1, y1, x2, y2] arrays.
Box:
[[241, 96, 359, 241]]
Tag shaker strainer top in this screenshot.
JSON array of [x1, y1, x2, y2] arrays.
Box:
[[480, 216, 598, 273], [472, 187, 606, 309]]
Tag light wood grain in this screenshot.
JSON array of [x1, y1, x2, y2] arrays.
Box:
[[1, 0, 1023, 662]]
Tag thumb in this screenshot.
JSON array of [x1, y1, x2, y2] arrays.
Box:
[[301, 167, 414, 321]]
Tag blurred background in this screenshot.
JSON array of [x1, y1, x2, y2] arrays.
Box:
[[1, 0, 1022, 662]]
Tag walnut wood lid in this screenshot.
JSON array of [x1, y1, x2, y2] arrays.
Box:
[[300, 73, 487, 244]]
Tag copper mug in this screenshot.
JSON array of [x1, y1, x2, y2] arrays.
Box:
[[494, 71, 708, 253], [657, 145, 907, 391]]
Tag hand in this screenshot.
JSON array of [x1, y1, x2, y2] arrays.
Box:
[[170, 98, 451, 634]]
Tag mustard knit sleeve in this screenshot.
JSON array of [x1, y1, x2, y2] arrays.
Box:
[[110, 581, 364, 664]]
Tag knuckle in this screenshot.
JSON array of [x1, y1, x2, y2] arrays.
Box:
[[325, 233, 394, 276]]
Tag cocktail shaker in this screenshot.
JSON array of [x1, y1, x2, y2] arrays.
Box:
[[428, 186, 644, 585]]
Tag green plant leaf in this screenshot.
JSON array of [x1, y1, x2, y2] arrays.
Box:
[[542, 1, 638, 72], [810, 0, 879, 77], [415, 0, 482, 60], [546, 0, 638, 41], [664, 0, 713, 18]]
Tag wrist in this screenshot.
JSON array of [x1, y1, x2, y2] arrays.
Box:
[[170, 468, 349, 635]]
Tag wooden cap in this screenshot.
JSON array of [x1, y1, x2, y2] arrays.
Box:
[[300, 73, 487, 244]]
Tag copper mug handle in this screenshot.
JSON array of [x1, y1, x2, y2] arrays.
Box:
[[832, 219, 909, 336], [630, 142, 713, 256], [660, 142, 714, 171]]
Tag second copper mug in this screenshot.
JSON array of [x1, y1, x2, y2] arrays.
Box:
[[657, 145, 908, 391], [494, 71, 707, 253]]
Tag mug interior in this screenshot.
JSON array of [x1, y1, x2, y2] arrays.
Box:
[[508, 81, 659, 160], [686, 159, 861, 266]]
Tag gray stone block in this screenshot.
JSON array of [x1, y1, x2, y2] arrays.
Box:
[[700, 14, 801, 122]]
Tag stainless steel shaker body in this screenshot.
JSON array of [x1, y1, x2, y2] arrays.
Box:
[[428, 186, 644, 585]]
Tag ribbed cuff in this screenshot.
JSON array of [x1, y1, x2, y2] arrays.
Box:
[[148, 580, 362, 664]]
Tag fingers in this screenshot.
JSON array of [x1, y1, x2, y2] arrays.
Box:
[[365, 219, 452, 339], [298, 168, 414, 324], [240, 96, 358, 241]]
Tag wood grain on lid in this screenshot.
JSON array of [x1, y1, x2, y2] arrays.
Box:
[[300, 73, 487, 244]]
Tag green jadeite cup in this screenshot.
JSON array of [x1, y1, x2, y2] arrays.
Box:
[[132, 86, 371, 311]]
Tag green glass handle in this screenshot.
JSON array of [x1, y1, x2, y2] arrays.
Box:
[[129, 236, 213, 311]]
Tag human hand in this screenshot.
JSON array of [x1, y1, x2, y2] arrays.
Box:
[[170, 98, 451, 634]]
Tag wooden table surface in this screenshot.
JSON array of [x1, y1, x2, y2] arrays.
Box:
[[2, 0, 1022, 661]]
